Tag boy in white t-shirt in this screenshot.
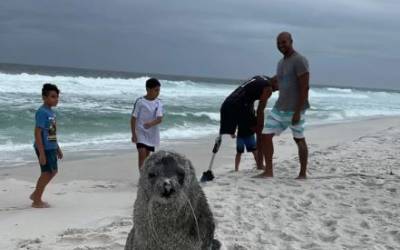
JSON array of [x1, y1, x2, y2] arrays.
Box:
[[131, 78, 163, 169]]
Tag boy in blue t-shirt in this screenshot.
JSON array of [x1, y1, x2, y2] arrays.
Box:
[[30, 83, 63, 208]]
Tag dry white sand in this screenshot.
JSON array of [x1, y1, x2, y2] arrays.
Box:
[[1, 117, 399, 250]]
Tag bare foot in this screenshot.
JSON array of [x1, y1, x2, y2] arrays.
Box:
[[296, 175, 307, 180], [32, 201, 51, 208], [253, 172, 273, 178]]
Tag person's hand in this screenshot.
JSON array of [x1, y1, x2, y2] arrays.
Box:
[[252, 124, 263, 134], [57, 149, 63, 160], [143, 123, 152, 129], [292, 111, 301, 125], [131, 134, 137, 144], [256, 125, 264, 134], [39, 153, 47, 165]]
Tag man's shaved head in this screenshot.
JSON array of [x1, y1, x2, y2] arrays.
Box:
[[277, 31, 294, 56], [277, 32, 293, 42]]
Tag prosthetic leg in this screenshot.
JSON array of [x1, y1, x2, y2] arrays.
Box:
[[200, 135, 222, 182]]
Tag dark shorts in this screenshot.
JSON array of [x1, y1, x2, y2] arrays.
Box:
[[236, 135, 256, 153], [136, 143, 155, 152], [35, 148, 58, 173], [220, 101, 256, 135]]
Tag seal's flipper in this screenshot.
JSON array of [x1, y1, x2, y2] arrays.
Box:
[[212, 239, 221, 250]]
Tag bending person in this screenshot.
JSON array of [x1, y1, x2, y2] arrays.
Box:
[[219, 75, 275, 169]]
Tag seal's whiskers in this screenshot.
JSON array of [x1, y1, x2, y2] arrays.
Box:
[[182, 192, 201, 241]]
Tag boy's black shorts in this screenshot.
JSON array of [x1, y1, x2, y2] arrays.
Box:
[[136, 143, 155, 152], [219, 100, 256, 135]]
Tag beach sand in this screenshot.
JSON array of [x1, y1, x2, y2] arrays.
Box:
[[1, 117, 399, 249]]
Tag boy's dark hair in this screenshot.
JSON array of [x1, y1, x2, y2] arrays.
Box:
[[42, 83, 60, 96], [146, 78, 161, 89]]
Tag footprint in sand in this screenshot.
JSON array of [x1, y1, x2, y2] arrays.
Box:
[[323, 192, 339, 200], [225, 242, 248, 250], [0, 206, 31, 212], [238, 186, 256, 192], [290, 212, 304, 220], [218, 181, 231, 186], [306, 193, 316, 199], [389, 230, 400, 244], [387, 188, 397, 193], [360, 220, 370, 229], [214, 211, 225, 218], [299, 200, 312, 208], [318, 232, 339, 243], [258, 193, 267, 199], [92, 184, 116, 189], [338, 202, 352, 208], [278, 231, 300, 242], [322, 219, 337, 228], [56, 218, 131, 248], [333, 184, 345, 190], [213, 204, 224, 209], [301, 242, 323, 250], [54, 192, 66, 195], [17, 238, 42, 249]]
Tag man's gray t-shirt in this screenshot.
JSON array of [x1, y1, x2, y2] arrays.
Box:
[[274, 51, 310, 112]]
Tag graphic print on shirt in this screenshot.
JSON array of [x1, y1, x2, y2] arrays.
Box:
[[48, 116, 57, 141]]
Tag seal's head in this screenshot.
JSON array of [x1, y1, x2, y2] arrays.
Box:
[[139, 150, 197, 204]]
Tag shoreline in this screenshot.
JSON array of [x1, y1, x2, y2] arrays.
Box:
[[1, 114, 399, 173], [1, 115, 399, 183]]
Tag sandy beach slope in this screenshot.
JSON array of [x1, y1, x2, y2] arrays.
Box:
[[1, 117, 399, 249]]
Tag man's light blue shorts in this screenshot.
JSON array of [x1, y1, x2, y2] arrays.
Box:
[[262, 107, 306, 138]]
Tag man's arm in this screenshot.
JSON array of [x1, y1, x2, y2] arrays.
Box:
[[270, 76, 279, 91], [292, 72, 309, 125], [34, 127, 46, 165], [256, 87, 272, 133]]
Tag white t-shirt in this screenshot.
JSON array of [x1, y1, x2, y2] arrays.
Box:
[[132, 97, 163, 147]]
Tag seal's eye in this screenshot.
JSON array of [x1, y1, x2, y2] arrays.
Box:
[[177, 171, 185, 185], [148, 172, 157, 179]]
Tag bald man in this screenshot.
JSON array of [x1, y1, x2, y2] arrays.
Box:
[[260, 32, 310, 179]]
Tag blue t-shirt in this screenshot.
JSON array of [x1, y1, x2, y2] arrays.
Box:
[[34, 105, 58, 150]]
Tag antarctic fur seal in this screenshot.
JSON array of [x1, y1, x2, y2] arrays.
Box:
[[125, 150, 220, 250]]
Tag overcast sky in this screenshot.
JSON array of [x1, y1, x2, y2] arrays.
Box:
[[1, 0, 399, 89]]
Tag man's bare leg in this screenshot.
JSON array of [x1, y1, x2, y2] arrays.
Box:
[[294, 137, 308, 179], [251, 150, 260, 169], [256, 134, 264, 169], [235, 153, 241, 171], [259, 133, 274, 177]]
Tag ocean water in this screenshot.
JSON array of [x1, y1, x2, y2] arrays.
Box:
[[1, 71, 400, 167]]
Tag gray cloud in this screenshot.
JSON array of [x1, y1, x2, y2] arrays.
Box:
[[0, 0, 399, 89]]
